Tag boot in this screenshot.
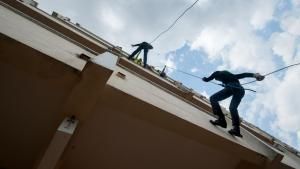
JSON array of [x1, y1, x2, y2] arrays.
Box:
[[209, 118, 227, 128], [228, 126, 243, 138]]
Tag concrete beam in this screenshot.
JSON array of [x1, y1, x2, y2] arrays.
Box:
[[36, 116, 78, 169], [62, 53, 118, 121]]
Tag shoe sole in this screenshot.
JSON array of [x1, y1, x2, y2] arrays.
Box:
[[209, 120, 227, 128], [228, 131, 243, 138]]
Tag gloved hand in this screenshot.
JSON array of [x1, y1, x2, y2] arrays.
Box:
[[254, 73, 265, 81], [202, 77, 209, 82]]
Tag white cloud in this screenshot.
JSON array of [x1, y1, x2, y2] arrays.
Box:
[[292, 0, 300, 7], [271, 124, 294, 145], [297, 131, 300, 149], [190, 67, 199, 73], [163, 54, 177, 74], [273, 67, 300, 131], [271, 3, 300, 65], [281, 16, 300, 36], [250, 0, 278, 30], [200, 91, 209, 99], [245, 67, 300, 149], [191, 27, 235, 59], [97, 8, 124, 32], [220, 98, 231, 112], [225, 35, 275, 72], [295, 44, 300, 61], [271, 32, 296, 64]]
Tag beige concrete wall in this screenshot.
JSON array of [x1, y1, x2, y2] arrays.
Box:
[[0, 31, 115, 169], [60, 86, 242, 169], [0, 33, 79, 169]]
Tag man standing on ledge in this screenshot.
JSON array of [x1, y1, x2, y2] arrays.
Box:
[[128, 42, 153, 68], [202, 71, 264, 137]]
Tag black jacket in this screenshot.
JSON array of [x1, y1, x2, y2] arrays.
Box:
[[205, 71, 255, 85], [132, 42, 153, 50]]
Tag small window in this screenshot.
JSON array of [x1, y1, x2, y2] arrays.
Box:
[[116, 72, 126, 79]]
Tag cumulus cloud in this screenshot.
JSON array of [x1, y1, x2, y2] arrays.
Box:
[[281, 16, 300, 36], [191, 27, 235, 59], [190, 67, 199, 73], [250, 0, 278, 29], [292, 0, 300, 7], [298, 131, 300, 149], [163, 53, 177, 74], [273, 67, 300, 131], [246, 67, 300, 149], [96, 8, 124, 32], [271, 32, 296, 64]]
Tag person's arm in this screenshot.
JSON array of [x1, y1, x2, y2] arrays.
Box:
[[235, 73, 265, 81], [202, 71, 219, 82], [148, 43, 153, 49], [234, 73, 255, 79], [131, 43, 141, 47]]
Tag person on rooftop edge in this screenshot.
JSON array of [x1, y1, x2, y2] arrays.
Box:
[[128, 42, 153, 68], [202, 70, 265, 137]]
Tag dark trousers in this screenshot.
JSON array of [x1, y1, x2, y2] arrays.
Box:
[[209, 85, 245, 127], [128, 47, 148, 67]]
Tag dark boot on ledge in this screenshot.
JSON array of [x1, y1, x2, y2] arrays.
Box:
[[210, 118, 227, 128], [228, 126, 243, 138]]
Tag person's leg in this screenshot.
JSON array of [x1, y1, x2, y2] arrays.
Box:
[[128, 46, 142, 60], [228, 89, 245, 137], [143, 49, 148, 68], [210, 88, 232, 118], [209, 88, 232, 128]]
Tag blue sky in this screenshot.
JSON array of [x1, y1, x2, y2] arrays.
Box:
[[37, 0, 300, 150]]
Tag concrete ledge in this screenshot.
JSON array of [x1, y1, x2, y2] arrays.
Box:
[[92, 52, 118, 71], [0, 0, 107, 54], [117, 58, 212, 113], [0, 4, 91, 70]]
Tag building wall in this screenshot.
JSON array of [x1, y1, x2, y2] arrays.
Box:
[[0, 33, 79, 169], [60, 86, 242, 169]]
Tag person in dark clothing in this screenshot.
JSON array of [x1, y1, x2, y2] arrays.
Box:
[[202, 71, 264, 137], [128, 42, 153, 68]]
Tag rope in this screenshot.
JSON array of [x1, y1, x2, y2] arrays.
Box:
[[241, 62, 300, 85], [149, 0, 200, 44], [156, 61, 300, 90]]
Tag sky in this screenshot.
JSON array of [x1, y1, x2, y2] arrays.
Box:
[[37, 0, 300, 150]]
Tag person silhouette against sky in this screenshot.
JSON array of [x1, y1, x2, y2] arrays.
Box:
[[202, 70, 264, 137], [128, 42, 153, 68]]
